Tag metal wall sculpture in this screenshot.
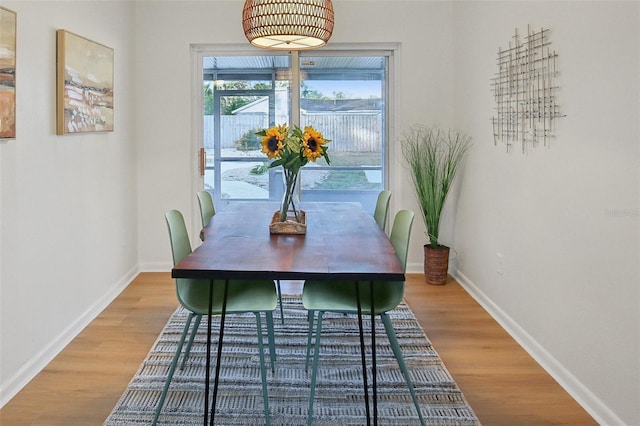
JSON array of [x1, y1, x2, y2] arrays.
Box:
[[491, 26, 564, 153]]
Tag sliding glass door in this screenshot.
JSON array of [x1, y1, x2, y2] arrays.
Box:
[[198, 50, 389, 213], [297, 54, 386, 210]]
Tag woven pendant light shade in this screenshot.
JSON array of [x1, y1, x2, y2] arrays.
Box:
[[242, 0, 334, 50]]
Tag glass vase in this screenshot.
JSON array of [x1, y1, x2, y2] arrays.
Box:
[[280, 168, 301, 222]]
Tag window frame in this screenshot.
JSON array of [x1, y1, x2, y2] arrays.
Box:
[[190, 43, 398, 232]]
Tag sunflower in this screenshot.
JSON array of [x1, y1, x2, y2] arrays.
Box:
[[302, 126, 327, 161], [256, 123, 330, 169], [260, 125, 287, 159]]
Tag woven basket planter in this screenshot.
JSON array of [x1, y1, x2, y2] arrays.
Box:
[[424, 244, 450, 285]]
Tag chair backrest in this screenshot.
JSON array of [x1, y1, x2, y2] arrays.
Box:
[[389, 209, 414, 272], [197, 190, 215, 228], [373, 190, 392, 230], [371, 209, 414, 314], [165, 209, 212, 313], [165, 210, 193, 266]]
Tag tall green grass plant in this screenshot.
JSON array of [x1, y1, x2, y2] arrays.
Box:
[[401, 126, 472, 248]]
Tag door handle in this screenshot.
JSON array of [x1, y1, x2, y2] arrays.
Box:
[[199, 147, 205, 176]]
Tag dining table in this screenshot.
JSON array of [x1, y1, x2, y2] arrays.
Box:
[[172, 201, 405, 426]]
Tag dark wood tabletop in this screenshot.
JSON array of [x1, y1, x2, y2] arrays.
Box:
[[172, 202, 405, 282]]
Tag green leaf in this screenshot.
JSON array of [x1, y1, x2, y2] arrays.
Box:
[[270, 158, 285, 168]]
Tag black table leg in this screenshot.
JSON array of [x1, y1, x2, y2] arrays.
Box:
[[210, 279, 229, 425], [204, 280, 214, 426], [355, 281, 371, 426], [370, 280, 377, 426]]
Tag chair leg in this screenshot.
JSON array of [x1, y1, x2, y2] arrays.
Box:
[[152, 312, 196, 425], [265, 311, 276, 373], [380, 313, 426, 426], [304, 310, 315, 373], [254, 313, 272, 426], [180, 314, 202, 370], [307, 311, 324, 426], [276, 280, 285, 325]]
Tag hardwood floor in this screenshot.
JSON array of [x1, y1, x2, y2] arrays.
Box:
[[403, 275, 596, 426], [0, 272, 596, 425]]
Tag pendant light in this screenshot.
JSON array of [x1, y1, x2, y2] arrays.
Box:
[[242, 0, 334, 50]]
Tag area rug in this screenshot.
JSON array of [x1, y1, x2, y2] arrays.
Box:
[[105, 296, 480, 425]]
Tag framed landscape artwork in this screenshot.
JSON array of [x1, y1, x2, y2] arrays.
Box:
[[0, 6, 17, 139], [56, 30, 114, 134]]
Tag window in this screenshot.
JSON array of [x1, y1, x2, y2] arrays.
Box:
[[200, 50, 390, 213]]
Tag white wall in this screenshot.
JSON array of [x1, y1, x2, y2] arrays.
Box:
[[0, 1, 137, 405], [450, 1, 639, 425]]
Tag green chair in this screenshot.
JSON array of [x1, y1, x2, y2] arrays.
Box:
[[196, 191, 285, 325], [196, 191, 284, 322], [185, 190, 218, 363], [373, 190, 391, 230], [154, 210, 277, 425], [302, 209, 425, 426], [197, 190, 215, 242], [183, 190, 217, 358]]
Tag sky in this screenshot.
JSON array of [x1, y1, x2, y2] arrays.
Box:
[[303, 80, 382, 99]]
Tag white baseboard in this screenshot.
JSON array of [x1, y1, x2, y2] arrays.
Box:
[[451, 268, 625, 426], [0, 265, 139, 408]]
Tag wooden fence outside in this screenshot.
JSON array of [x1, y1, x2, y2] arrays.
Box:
[[204, 113, 382, 152]]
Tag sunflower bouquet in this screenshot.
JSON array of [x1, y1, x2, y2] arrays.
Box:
[[257, 124, 331, 222]]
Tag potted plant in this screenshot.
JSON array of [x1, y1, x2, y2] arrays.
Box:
[[401, 125, 472, 285]]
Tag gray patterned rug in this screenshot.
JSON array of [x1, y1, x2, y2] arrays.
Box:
[[105, 296, 479, 425]]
